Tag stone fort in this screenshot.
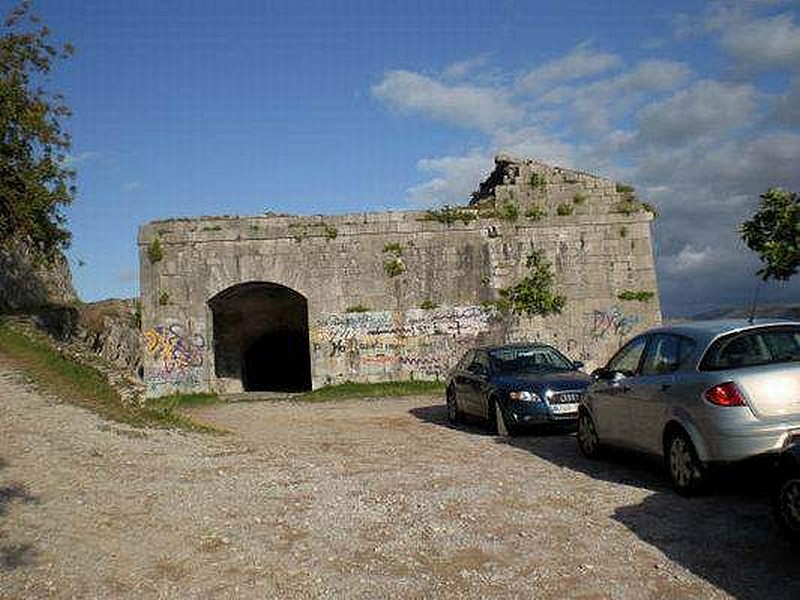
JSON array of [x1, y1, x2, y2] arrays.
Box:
[[139, 155, 661, 398]]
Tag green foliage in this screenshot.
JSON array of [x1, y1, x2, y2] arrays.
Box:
[[573, 191, 588, 205], [529, 172, 547, 190], [615, 197, 658, 217], [345, 303, 370, 313], [640, 202, 659, 218], [496, 251, 566, 316], [421, 205, 477, 226], [496, 201, 519, 221], [132, 299, 142, 330], [158, 291, 170, 306], [384, 257, 405, 278], [616, 182, 635, 194], [556, 203, 574, 216], [288, 222, 307, 243], [619, 226, 628, 238], [147, 238, 164, 264], [741, 187, 800, 281], [297, 379, 444, 402], [0, 2, 75, 259], [617, 289, 654, 302], [201, 225, 222, 232], [383, 242, 403, 255], [323, 223, 338, 240], [524, 205, 548, 221], [419, 299, 438, 310]]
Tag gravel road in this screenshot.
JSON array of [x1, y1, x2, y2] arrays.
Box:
[[1, 357, 799, 599]]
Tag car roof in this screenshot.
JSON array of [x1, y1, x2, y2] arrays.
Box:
[[641, 318, 800, 346], [477, 342, 559, 353]]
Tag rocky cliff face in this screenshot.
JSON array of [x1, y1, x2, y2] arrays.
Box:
[[0, 239, 77, 311], [75, 299, 142, 379]]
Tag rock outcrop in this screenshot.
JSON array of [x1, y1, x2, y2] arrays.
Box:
[[0, 239, 77, 311]]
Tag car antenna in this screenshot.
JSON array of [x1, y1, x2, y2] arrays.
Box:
[[747, 278, 762, 324]]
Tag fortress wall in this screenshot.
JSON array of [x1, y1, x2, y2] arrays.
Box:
[[139, 203, 660, 397]]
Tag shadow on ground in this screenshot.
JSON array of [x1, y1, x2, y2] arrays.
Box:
[[0, 458, 39, 571], [411, 403, 800, 600]]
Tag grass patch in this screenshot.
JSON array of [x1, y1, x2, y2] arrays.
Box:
[[297, 380, 444, 402], [0, 321, 219, 433]]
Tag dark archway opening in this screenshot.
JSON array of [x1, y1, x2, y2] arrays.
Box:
[[209, 282, 311, 392]]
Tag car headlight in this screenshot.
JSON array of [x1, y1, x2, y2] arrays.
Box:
[[509, 391, 542, 402]]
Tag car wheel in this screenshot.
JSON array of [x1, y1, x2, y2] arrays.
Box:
[[774, 476, 800, 541], [577, 410, 601, 458], [446, 386, 461, 424], [488, 398, 516, 437], [666, 430, 705, 496]]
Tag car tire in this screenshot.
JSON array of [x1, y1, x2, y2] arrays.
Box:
[[666, 430, 705, 496], [577, 410, 601, 459], [489, 398, 516, 437], [774, 476, 800, 542], [446, 385, 461, 424]]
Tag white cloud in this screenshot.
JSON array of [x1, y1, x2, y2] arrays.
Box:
[[407, 152, 492, 206], [121, 181, 142, 193], [637, 81, 757, 146], [719, 12, 800, 71], [372, 70, 523, 133], [517, 42, 621, 92]]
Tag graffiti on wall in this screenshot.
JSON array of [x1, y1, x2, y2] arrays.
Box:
[[312, 306, 500, 378], [588, 305, 641, 338], [143, 323, 206, 395]]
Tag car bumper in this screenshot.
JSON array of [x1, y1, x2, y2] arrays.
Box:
[[702, 422, 800, 463], [504, 401, 578, 426]]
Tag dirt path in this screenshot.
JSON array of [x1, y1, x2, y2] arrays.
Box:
[[1, 358, 798, 599]]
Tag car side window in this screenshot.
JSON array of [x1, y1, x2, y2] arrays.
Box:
[[607, 336, 648, 376], [641, 334, 696, 375], [471, 351, 491, 375]]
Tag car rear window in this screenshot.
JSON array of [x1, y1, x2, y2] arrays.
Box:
[[699, 326, 800, 371]]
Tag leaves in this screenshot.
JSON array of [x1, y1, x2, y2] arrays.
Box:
[[498, 250, 566, 317], [1, 1, 74, 260], [741, 188, 800, 281]]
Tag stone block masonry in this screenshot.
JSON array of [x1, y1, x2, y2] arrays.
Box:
[[138, 156, 661, 398]]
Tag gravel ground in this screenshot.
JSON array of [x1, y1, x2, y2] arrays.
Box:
[[1, 357, 799, 599]]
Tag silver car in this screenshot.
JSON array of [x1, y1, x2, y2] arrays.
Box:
[[577, 320, 800, 495]]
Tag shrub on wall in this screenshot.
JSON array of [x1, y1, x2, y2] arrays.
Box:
[[147, 238, 164, 264], [495, 251, 566, 316]]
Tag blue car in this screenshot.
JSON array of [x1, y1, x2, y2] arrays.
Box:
[[445, 343, 591, 435]]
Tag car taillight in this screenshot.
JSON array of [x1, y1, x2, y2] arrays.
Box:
[[704, 382, 747, 407]]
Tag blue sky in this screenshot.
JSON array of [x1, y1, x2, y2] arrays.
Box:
[[12, 0, 800, 316]]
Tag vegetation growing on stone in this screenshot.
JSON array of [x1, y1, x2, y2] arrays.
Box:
[[741, 187, 800, 281], [495, 201, 520, 221], [616, 183, 635, 194], [420, 299, 438, 310], [494, 251, 566, 316], [573, 192, 588, 205], [0, 2, 75, 261], [529, 173, 547, 191], [421, 205, 477, 226], [158, 291, 170, 306], [323, 223, 338, 240], [524, 205, 548, 221], [384, 257, 405, 278], [147, 238, 164, 264], [383, 242, 403, 255], [345, 304, 370, 313], [617, 289, 654, 302], [619, 226, 629, 238], [556, 203, 574, 216]]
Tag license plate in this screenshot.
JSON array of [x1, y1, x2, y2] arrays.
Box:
[[550, 403, 578, 414]]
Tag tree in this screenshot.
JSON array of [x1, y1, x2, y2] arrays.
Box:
[[1, 1, 74, 261], [741, 188, 800, 281]]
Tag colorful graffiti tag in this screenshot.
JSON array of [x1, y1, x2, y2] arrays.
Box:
[[312, 306, 501, 378], [589, 305, 641, 338], [143, 324, 206, 373]]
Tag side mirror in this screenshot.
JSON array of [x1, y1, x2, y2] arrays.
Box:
[[572, 360, 585, 371], [591, 367, 609, 381]]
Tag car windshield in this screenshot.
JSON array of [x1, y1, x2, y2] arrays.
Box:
[[700, 326, 800, 371], [489, 346, 573, 374]]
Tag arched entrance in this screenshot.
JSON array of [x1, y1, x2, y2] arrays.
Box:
[[209, 282, 312, 392]]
